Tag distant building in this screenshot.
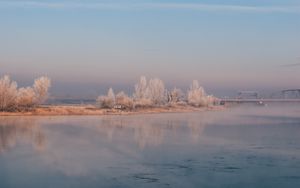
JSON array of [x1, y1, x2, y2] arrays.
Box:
[[113, 105, 125, 109]]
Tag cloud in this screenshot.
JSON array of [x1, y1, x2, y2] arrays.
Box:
[[146, 3, 300, 13], [281, 57, 300, 67], [281, 63, 300, 67], [1, 1, 300, 13]]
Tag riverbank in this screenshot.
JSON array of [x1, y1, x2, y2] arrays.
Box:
[[0, 105, 224, 116]]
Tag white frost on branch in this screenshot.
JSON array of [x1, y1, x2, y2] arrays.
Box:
[[17, 87, 36, 108], [0, 75, 18, 111], [97, 88, 116, 108], [168, 87, 183, 103], [133, 76, 167, 107], [33, 76, 51, 105], [133, 76, 149, 100], [115, 91, 134, 109], [96, 76, 218, 109], [0, 75, 51, 111], [187, 80, 207, 107], [148, 78, 166, 105], [186, 80, 218, 107]]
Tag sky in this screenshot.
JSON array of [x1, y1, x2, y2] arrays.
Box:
[[0, 0, 300, 98]]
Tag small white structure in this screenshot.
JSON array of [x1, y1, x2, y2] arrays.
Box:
[[113, 105, 124, 109]]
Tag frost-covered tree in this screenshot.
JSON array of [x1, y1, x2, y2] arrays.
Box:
[[17, 87, 36, 109], [133, 76, 152, 108], [107, 88, 115, 104], [95, 77, 217, 110], [148, 78, 166, 104], [168, 87, 183, 103], [0, 75, 52, 111], [133, 76, 148, 100], [115, 91, 134, 109], [33, 76, 51, 105], [133, 76, 149, 100], [97, 88, 116, 108], [133, 98, 153, 108], [187, 80, 207, 107], [133, 76, 167, 106], [0, 75, 18, 111]]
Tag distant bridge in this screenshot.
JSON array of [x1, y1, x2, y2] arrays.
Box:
[[281, 89, 300, 98], [220, 98, 300, 104], [220, 89, 300, 105]]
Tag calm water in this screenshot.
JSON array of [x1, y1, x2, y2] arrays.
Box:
[[1, 105, 300, 188]]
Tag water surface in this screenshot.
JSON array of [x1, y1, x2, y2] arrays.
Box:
[[1, 105, 300, 188]]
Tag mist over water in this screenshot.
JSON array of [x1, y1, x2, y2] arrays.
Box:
[[1, 105, 300, 188]]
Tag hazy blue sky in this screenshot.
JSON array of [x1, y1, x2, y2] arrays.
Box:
[[1, 0, 300, 97]]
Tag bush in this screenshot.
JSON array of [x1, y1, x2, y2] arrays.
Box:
[[17, 87, 36, 109], [168, 87, 183, 103], [0, 75, 51, 111], [33, 76, 51, 104], [0, 75, 18, 111], [133, 76, 148, 100], [115, 91, 134, 109], [96, 76, 218, 110], [187, 80, 207, 107], [133, 98, 153, 109], [148, 78, 166, 105], [97, 88, 115, 108], [133, 76, 167, 107]]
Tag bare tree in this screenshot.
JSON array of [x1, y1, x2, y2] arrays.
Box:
[[33, 76, 51, 105], [187, 80, 207, 107], [169, 87, 183, 103], [115, 91, 134, 109], [133, 76, 149, 100], [95, 76, 217, 110], [17, 87, 36, 109], [0, 75, 18, 111], [0, 75, 51, 111], [132, 76, 153, 108], [107, 88, 115, 105], [148, 78, 166, 105], [97, 88, 116, 108]]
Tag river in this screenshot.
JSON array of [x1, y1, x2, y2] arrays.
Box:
[[1, 105, 300, 188]]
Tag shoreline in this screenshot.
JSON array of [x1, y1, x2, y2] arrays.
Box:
[[0, 105, 224, 116]]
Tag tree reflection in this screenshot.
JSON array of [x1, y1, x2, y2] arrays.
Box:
[[95, 114, 214, 149], [0, 114, 216, 178], [0, 117, 46, 154], [0, 113, 215, 154]]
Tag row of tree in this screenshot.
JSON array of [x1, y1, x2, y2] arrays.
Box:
[[0, 75, 51, 111], [97, 76, 218, 109], [0, 75, 218, 112]]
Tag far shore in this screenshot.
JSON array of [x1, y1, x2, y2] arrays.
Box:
[[0, 105, 224, 116]]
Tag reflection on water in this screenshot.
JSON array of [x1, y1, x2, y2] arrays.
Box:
[[0, 115, 212, 153], [0, 105, 300, 188], [0, 118, 46, 153], [95, 115, 211, 149]]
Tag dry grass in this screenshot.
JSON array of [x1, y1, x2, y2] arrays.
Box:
[[0, 104, 224, 116]]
